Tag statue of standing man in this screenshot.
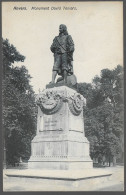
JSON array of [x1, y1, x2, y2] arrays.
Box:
[[50, 24, 75, 84]]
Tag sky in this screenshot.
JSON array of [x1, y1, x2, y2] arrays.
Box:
[[2, 1, 123, 93]]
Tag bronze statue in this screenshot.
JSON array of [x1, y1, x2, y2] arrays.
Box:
[[50, 24, 75, 84]]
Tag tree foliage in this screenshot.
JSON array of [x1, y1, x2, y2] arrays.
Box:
[[78, 65, 124, 165], [2, 39, 37, 165]]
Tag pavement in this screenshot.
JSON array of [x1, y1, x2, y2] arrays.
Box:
[[3, 165, 124, 191], [97, 183, 124, 191]]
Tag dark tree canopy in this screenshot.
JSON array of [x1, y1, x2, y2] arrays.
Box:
[[78, 65, 124, 165], [2, 39, 37, 165]]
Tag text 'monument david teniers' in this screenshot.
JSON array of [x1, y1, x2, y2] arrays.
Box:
[[13, 6, 77, 11]]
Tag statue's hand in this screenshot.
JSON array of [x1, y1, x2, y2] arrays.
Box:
[[50, 46, 55, 53], [69, 46, 74, 52]]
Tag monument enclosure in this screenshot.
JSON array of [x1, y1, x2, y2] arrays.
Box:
[[28, 86, 93, 169]]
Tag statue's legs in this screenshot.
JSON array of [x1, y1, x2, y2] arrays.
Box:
[[51, 70, 57, 83], [51, 53, 69, 84], [51, 54, 61, 83], [62, 53, 68, 84], [63, 70, 67, 84]]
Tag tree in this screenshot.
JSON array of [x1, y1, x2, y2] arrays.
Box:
[[2, 39, 37, 165], [78, 65, 124, 166]]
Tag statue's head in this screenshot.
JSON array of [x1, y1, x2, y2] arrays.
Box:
[[59, 24, 68, 35]]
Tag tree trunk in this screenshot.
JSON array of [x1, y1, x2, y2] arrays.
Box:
[[109, 156, 111, 167], [113, 156, 116, 166]]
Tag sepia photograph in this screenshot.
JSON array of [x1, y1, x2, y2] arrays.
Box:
[[2, 0, 124, 191]]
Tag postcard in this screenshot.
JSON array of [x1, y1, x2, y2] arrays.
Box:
[[2, 1, 124, 191]]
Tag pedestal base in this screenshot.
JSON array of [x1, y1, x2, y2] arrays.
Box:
[[28, 160, 92, 170], [28, 131, 93, 170]]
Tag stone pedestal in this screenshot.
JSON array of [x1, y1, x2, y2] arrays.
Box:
[[28, 86, 93, 169]]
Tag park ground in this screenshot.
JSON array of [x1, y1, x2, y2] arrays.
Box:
[[3, 165, 124, 191]]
